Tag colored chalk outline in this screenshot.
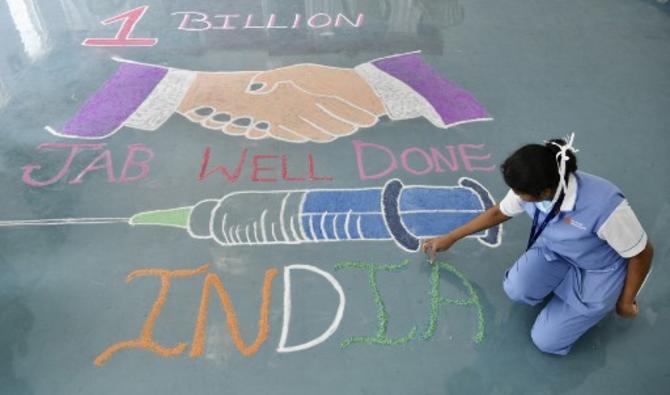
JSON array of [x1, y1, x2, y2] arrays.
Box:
[[335, 260, 484, 348], [45, 52, 491, 142], [0, 178, 503, 252], [94, 259, 484, 366], [335, 261, 418, 347], [132, 178, 502, 252]]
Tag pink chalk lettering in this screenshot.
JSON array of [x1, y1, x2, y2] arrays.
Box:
[[198, 148, 330, 184], [172, 12, 212, 31], [400, 147, 434, 176], [430, 146, 459, 172], [213, 14, 240, 30], [198, 147, 248, 183], [458, 144, 496, 173], [22, 143, 105, 187], [334, 13, 364, 28], [119, 144, 155, 183], [244, 14, 265, 29], [307, 13, 333, 29], [82, 6, 158, 47], [266, 14, 289, 29], [353, 139, 398, 181], [281, 155, 306, 182], [251, 155, 278, 182], [292, 14, 302, 29], [308, 154, 333, 182], [69, 150, 116, 184]]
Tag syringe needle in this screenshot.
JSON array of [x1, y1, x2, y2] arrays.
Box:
[[0, 218, 130, 227]]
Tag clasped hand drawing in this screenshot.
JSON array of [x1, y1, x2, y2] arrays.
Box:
[[180, 65, 383, 142], [46, 51, 492, 142]]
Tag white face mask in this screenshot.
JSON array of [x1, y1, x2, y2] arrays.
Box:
[[535, 200, 554, 213]]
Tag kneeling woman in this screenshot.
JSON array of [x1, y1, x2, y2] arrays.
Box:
[[422, 135, 653, 355]]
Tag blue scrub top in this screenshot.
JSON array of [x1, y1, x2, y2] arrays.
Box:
[[520, 171, 627, 315]]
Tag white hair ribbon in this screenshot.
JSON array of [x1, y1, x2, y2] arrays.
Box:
[[546, 132, 579, 206]]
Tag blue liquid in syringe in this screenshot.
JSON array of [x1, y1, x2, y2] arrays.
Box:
[[187, 178, 500, 251]]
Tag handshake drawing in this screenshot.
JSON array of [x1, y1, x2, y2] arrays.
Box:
[[48, 52, 491, 143]]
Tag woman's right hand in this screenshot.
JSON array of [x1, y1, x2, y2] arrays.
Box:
[[421, 234, 457, 264]]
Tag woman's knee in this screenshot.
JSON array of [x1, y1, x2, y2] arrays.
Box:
[[530, 325, 570, 356], [503, 269, 541, 305], [503, 272, 524, 302]]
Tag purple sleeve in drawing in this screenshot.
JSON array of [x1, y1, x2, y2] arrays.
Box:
[[372, 53, 490, 127], [58, 63, 168, 139]]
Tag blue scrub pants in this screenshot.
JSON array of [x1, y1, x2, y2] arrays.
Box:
[[503, 247, 610, 356]]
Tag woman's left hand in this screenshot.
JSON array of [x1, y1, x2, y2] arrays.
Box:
[[616, 300, 639, 318]]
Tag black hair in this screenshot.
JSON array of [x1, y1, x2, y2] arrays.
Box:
[[500, 139, 578, 197]]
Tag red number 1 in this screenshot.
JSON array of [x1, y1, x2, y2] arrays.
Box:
[[83, 6, 158, 47]]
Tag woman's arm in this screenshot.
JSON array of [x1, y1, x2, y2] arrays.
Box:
[[617, 241, 654, 317], [421, 204, 512, 262]]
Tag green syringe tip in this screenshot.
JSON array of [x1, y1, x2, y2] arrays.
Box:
[[129, 206, 193, 229]]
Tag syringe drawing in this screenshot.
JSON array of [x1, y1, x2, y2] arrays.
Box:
[[0, 178, 502, 251]]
